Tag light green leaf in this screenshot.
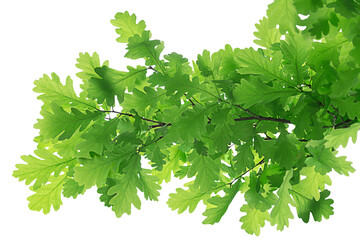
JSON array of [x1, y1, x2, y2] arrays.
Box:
[[75, 52, 108, 91], [123, 87, 167, 114], [62, 178, 85, 199], [111, 11, 146, 43], [235, 48, 293, 85], [164, 52, 192, 76], [125, 31, 164, 73], [74, 151, 132, 189], [240, 204, 270, 236], [77, 118, 119, 158], [267, 0, 300, 34], [34, 103, 103, 141], [138, 169, 161, 201], [187, 152, 220, 193], [108, 155, 142, 217], [324, 122, 360, 149], [28, 175, 66, 214], [13, 148, 76, 190], [244, 172, 277, 212], [270, 169, 294, 231], [233, 77, 298, 109], [307, 34, 348, 69], [306, 140, 355, 176], [254, 17, 281, 50], [152, 145, 186, 183], [292, 167, 332, 201], [34, 73, 97, 111], [202, 182, 240, 224], [280, 33, 312, 84], [87, 65, 147, 106], [168, 183, 210, 214], [168, 105, 212, 142]]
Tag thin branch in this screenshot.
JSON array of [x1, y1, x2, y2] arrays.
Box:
[[137, 135, 164, 153], [98, 109, 168, 125], [331, 104, 347, 127], [234, 104, 291, 124], [234, 104, 260, 118], [147, 65, 158, 73], [234, 116, 291, 124], [229, 159, 265, 186]]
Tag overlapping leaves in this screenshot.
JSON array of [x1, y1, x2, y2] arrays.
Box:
[[13, 0, 360, 236]]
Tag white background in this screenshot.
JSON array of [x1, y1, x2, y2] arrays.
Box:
[[1, 0, 359, 239]]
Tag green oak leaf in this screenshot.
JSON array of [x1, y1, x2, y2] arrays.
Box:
[[233, 77, 297, 108], [300, 7, 339, 39], [244, 172, 277, 212], [111, 11, 146, 43], [168, 183, 210, 214], [267, 0, 300, 34], [187, 152, 221, 193], [108, 155, 142, 217], [254, 17, 281, 50], [62, 178, 85, 199], [324, 122, 360, 148], [233, 143, 255, 173], [306, 140, 355, 176], [33, 73, 97, 111], [292, 166, 332, 201], [13, 148, 76, 190], [77, 118, 119, 158], [138, 169, 161, 201], [240, 204, 271, 236], [202, 182, 240, 224], [123, 87, 167, 114], [152, 145, 186, 183], [274, 131, 298, 169], [291, 189, 334, 223], [28, 175, 66, 214], [293, 0, 324, 15], [34, 103, 103, 141], [87, 65, 147, 106], [234, 48, 293, 85], [270, 169, 295, 231]]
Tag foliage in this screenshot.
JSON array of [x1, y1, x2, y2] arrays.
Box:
[[13, 0, 360, 235]]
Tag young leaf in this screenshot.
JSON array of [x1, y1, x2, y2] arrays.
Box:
[[111, 11, 146, 43], [108, 155, 142, 217], [34, 103, 103, 141], [306, 140, 355, 176], [233, 77, 297, 108], [187, 152, 220, 193], [240, 204, 271, 236], [13, 148, 76, 190], [27, 175, 66, 214], [168, 184, 210, 214], [270, 169, 294, 231], [292, 167, 332, 201], [202, 182, 240, 224]]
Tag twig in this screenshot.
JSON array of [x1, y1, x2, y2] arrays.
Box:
[[229, 159, 265, 186]]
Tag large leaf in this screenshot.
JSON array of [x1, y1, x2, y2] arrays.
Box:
[[13, 148, 76, 190], [270, 169, 295, 231], [34, 103, 103, 141], [233, 77, 297, 108], [27, 175, 66, 214], [202, 182, 240, 224]]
